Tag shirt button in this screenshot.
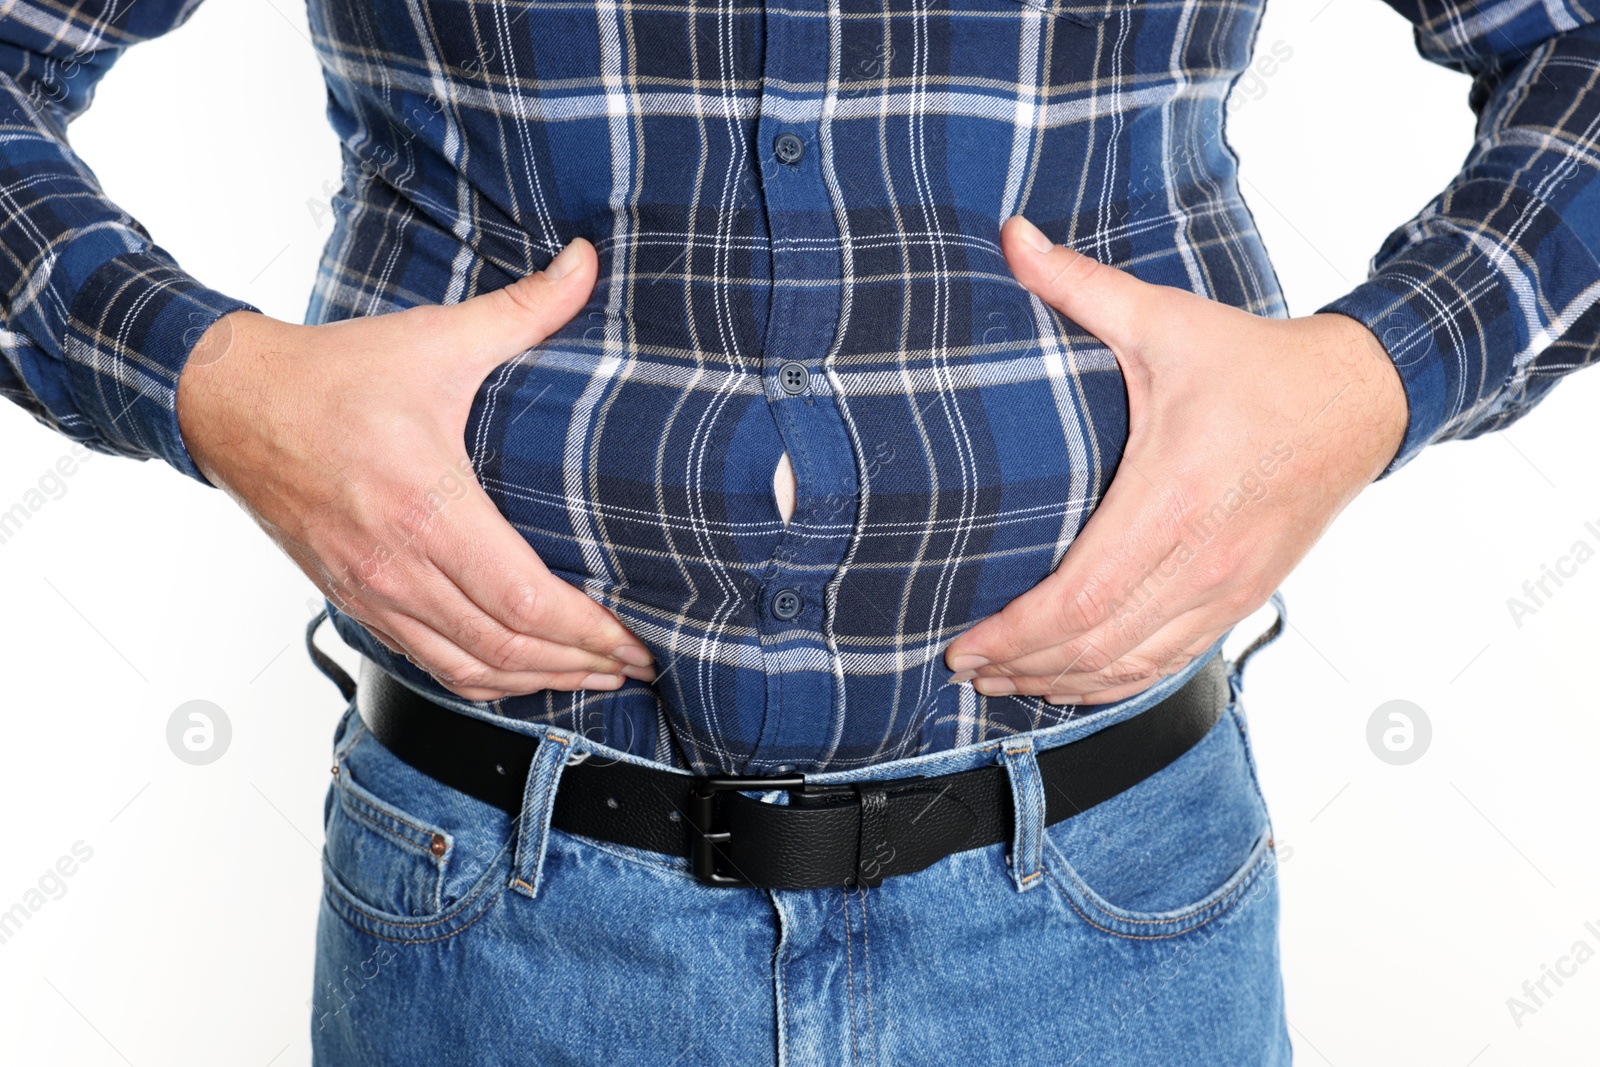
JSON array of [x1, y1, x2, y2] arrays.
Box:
[[778, 361, 810, 395], [773, 133, 805, 165], [770, 588, 803, 621]]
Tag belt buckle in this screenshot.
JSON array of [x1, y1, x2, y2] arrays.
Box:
[[687, 774, 808, 886]]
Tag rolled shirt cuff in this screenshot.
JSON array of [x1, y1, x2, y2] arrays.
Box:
[[64, 249, 258, 483], [1317, 235, 1524, 478]]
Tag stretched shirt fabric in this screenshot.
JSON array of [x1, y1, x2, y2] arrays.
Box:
[[2, 0, 1598, 774]]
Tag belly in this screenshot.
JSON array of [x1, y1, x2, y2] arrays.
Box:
[[459, 222, 1130, 771], [307, 0, 1284, 773]]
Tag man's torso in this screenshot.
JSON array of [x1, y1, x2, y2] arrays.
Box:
[[309, 0, 1284, 773]]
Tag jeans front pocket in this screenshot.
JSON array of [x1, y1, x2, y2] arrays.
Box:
[[1041, 701, 1276, 940], [320, 705, 516, 943]]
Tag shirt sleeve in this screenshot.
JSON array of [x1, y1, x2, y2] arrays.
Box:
[[1319, 1, 1600, 474], [0, 0, 256, 482]]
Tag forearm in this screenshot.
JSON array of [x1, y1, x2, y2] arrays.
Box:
[[0, 3, 254, 478], [1321, 14, 1600, 473]]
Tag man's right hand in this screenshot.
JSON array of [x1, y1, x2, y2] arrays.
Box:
[[175, 238, 655, 702]]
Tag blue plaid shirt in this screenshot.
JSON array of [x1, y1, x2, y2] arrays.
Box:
[[3, 0, 1598, 773]]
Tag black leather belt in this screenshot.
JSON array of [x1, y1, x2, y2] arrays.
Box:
[[351, 653, 1229, 890]]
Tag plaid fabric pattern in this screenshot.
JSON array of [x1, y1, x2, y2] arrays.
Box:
[[1324, 2, 1600, 468], [3, 0, 1598, 772]]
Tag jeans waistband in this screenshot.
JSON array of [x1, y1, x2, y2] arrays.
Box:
[[313, 592, 1286, 787]]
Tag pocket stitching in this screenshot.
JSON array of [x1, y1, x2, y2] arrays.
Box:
[[321, 725, 511, 944], [1042, 832, 1273, 941], [1042, 858, 1262, 941], [325, 788, 449, 921], [1046, 830, 1269, 923], [323, 875, 504, 946], [332, 715, 367, 762], [336, 772, 451, 863], [321, 842, 510, 944]]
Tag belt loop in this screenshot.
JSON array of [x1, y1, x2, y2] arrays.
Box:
[[853, 786, 892, 888], [1228, 590, 1287, 700], [305, 608, 357, 702], [999, 737, 1046, 893], [509, 729, 577, 900]]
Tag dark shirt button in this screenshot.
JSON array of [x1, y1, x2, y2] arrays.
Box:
[[778, 361, 810, 394], [771, 588, 803, 620], [773, 133, 805, 165]]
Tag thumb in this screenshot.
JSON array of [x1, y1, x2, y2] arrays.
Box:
[[442, 238, 599, 369], [1001, 216, 1148, 354]]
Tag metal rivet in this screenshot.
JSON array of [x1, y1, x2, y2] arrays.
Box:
[[774, 132, 805, 165], [494, 763, 506, 776], [330, 764, 339, 777], [606, 797, 619, 810], [429, 833, 447, 858], [778, 361, 810, 395]]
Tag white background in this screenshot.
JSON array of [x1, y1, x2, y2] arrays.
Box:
[[1, 0, 1597, 1063]]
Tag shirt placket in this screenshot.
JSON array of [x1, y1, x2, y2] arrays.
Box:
[[745, 0, 860, 773]]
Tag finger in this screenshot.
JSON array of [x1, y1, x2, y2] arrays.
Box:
[[316, 502, 649, 681], [431, 481, 655, 669], [944, 216, 1177, 675], [370, 546, 655, 682], [999, 215, 1152, 354], [1028, 563, 1267, 696], [378, 610, 627, 700], [356, 615, 407, 657], [960, 556, 1212, 682], [968, 620, 1218, 704], [1034, 615, 1223, 701], [944, 465, 1192, 677], [301, 556, 414, 662], [437, 238, 599, 373], [1050, 670, 1194, 707], [1048, 637, 1214, 705], [963, 611, 1213, 700], [331, 593, 624, 699], [324, 537, 635, 698]]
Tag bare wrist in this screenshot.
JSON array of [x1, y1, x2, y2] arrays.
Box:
[[1306, 311, 1409, 478], [175, 309, 270, 482]]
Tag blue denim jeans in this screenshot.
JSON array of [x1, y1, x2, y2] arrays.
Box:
[[311, 610, 1290, 1065]]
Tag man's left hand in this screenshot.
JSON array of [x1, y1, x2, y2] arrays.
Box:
[[943, 215, 1408, 705]]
